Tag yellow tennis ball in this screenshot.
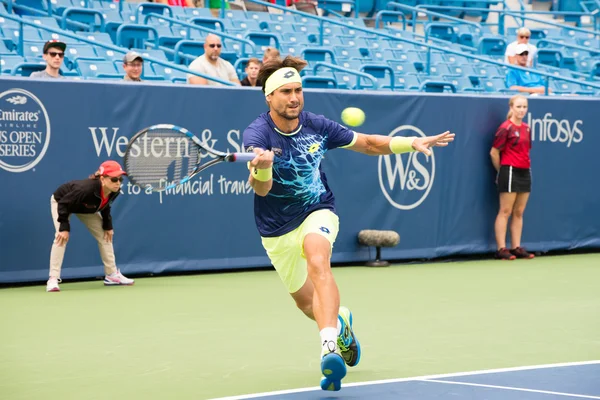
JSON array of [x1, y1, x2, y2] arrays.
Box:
[[341, 107, 365, 127]]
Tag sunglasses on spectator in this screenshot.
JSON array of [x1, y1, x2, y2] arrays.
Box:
[[46, 52, 64, 58], [519, 35, 530, 39], [208, 44, 222, 48], [104, 176, 124, 183]]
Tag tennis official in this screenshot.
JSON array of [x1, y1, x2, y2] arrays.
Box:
[[46, 161, 134, 292], [490, 95, 535, 261], [243, 56, 455, 391]]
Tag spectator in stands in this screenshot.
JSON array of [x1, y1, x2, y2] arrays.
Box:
[[155, 0, 195, 7], [123, 51, 144, 82], [505, 27, 537, 67], [46, 161, 135, 292], [263, 47, 281, 64], [241, 58, 261, 87], [209, 0, 229, 17], [505, 44, 550, 95], [30, 40, 67, 79], [188, 34, 240, 86], [490, 95, 535, 261]]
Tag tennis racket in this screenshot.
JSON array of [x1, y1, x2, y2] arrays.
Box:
[[123, 124, 255, 192]]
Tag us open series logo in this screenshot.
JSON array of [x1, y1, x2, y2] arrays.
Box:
[[0, 89, 51, 173]]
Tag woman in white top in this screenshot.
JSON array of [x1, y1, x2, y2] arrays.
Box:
[[504, 27, 538, 67]]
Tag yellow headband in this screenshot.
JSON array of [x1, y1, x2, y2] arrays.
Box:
[[264, 67, 302, 96]]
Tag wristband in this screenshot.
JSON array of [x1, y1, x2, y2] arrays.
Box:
[[252, 167, 272, 182], [389, 136, 417, 154]]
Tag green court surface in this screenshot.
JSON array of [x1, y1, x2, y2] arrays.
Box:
[[1, 254, 599, 400]]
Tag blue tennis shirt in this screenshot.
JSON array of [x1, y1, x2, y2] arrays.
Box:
[[505, 69, 545, 88], [243, 111, 356, 237]]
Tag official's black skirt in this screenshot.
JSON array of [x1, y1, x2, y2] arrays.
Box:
[[497, 165, 531, 193]]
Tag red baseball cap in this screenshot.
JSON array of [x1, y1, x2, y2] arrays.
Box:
[[99, 160, 127, 177]]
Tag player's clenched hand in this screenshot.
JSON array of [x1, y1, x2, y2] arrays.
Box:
[[55, 231, 69, 246], [250, 148, 274, 169], [412, 131, 455, 156]]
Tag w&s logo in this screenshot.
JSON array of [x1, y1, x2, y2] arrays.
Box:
[[377, 125, 435, 210]]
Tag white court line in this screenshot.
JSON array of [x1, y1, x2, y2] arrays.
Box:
[[421, 379, 600, 399], [208, 360, 600, 400]]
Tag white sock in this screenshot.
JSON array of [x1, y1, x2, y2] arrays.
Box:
[[320, 327, 338, 354], [337, 318, 342, 336]]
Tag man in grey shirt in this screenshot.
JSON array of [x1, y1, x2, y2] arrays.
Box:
[[30, 40, 67, 79], [187, 34, 240, 86]]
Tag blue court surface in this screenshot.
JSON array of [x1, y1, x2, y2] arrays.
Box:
[[211, 361, 600, 400]]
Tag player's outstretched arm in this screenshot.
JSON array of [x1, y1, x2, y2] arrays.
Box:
[[248, 148, 274, 197], [347, 131, 455, 156]]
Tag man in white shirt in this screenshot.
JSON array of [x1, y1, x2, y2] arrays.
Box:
[[505, 27, 537, 67], [187, 34, 240, 86]]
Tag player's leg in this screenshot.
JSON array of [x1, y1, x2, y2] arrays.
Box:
[[47, 196, 65, 292], [510, 192, 534, 258], [303, 232, 346, 391], [495, 166, 517, 260], [303, 232, 339, 334], [76, 213, 134, 285], [290, 278, 315, 320]]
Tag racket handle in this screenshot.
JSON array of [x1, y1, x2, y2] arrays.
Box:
[[229, 153, 256, 162]]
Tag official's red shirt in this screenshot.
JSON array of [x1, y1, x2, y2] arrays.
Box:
[[492, 120, 531, 169], [99, 189, 109, 210]]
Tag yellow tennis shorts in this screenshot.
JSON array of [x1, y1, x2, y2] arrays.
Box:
[[261, 209, 340, 294]]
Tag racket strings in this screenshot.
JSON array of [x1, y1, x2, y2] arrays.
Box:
[[124, 130, 201, 190]]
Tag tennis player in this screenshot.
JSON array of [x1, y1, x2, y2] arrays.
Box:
[[490, 94, 535, 260], [243, 56, 455, 391], [46, 161, 134, 292]]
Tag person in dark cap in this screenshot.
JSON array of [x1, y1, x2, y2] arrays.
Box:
[[30, 40, 67, 79], [123, 51, 144, 82], [46, 160, 135, 292]]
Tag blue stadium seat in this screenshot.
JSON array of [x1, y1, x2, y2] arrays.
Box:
[[302, 75, 338, 89], [0, 40, 14, 55], [445, 76, 482, 92], [334, 46, 370, 61], [22, 41, 46, 61], [244, 31, 280, 53], [77, 59, 121, 78], [65, 44, 103, 69], [269, 14, 297, 24], [334, 71, 358, 89], [396, 74, 421, 91], [477, 36, 507, 57], [536, 48, 563, 68], [0, 55, 26, 74], [481, 77, 507, 93], [426, 23, 458, 43], [246, 11, 272, 22], [152, 63, 187, 82], [260, 21, 296, 35], [387, 60, 420, 75], [302, 47, 336, 64], [420, 80, 458, 93], [336, 59, 359, 71], [131, 48, 168, 62], [429, 63, 452, 77], [116, 24, 158, 49], [184, 7, 214, 18], [361, 63, 395, 89], [281, 32, 310, 46]]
